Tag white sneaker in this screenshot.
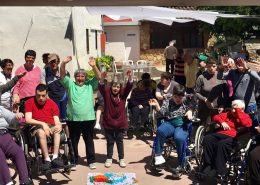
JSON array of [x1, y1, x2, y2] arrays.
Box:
[[71, 165, 77, 171], [119, 159, 126, 168], [154, 155, 166, 165], [94, 123, 101, 130], [89, 163, 96, 170], [105, 159, 112, 168]]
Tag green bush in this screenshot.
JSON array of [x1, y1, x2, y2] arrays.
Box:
[[86, 69, 95, 79], [96, 55, 114, 71]]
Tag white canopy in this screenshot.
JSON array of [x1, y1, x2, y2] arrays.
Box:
[[86, 6, 245, 25]]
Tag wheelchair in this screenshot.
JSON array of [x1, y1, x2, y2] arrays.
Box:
[[148, 116, 200, 178], [127, 104, 157, 138], [194, 123, 252, 185], [6, 127, 27, 181], [20, 124, 75, 176]]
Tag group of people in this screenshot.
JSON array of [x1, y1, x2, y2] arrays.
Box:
[[1, 45, 260, 185], [0, 50, 135, 185], [162, 42, 260, 183]]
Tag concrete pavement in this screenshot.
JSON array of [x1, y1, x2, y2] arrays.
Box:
[[30, 134, 198, 185]]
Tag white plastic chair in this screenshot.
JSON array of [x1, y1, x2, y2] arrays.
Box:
[[112, 61, 123, 79], [136, 60, 148, 73], [123, 60, 134, 66]]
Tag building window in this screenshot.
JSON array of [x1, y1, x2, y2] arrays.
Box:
[[149, 22, 204, 49], [86, 29, 89, 54], [95, 30, 98, 50]]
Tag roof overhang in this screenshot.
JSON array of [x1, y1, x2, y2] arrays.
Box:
[[0, 0, 259, 6]]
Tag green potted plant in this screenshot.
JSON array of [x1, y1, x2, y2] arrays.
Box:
[[85, 55, 114, 80], [96, 55, 114, 71]]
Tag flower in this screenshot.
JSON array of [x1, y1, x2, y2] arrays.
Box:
[[93, 175, 108, 182]]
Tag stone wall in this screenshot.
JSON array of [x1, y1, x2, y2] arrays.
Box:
[[140, 49, 165, 65], [245, 39, 260, 62]]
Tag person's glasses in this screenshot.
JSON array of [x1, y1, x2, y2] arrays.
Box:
[[50, 60, 58, 64]]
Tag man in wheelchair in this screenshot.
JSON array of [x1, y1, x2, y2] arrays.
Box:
[[25, 84, 64, 171], [200, 100, 252, 179], [149, 84, 194, 177]]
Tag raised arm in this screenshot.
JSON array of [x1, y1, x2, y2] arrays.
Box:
[[1, 72, 26, 95], [98, 72, 107, 97], [88, 57, 101, 80], [60, 56, 72, 80], [121, 70, 133, 99]]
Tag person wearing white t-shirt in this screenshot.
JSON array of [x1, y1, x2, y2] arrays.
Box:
[[0, 59, 15, 110]]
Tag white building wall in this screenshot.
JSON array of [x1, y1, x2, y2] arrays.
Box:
[[0, 7, 102, 75], [104, 25, 140, 62]]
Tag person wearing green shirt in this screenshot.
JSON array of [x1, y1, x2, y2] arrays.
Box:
[[60, 56, 101, 170]]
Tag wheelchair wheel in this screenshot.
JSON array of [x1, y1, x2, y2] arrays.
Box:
[[184, 161, 193, 174], [194, 125, 205, 166], [9, 130, 26, 180], [163, 139, 174, 160]]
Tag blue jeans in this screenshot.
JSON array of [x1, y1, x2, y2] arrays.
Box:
[[154, 121, 189, 167]]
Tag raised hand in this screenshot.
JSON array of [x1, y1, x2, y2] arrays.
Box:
[[88, 56, 96, 67], [62, 56, 72, 64]]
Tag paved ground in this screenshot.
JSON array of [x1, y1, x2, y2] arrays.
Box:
[[30, 134, 200, 185]]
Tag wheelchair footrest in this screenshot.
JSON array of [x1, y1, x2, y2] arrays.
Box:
[[39, 164, 75, 175]]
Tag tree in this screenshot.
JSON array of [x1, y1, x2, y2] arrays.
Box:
[[198, 6, 260, 41]]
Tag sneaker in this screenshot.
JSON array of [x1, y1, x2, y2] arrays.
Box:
[[105, 159, 112, 168], [154, 155, 166, 166], [119, 159, 126, 168], [42, 161, 52, 171], [89, 163, 96, 170], [171, 165, 183, 178], [70, 165, 77, 171], [51, 158, 64, 168]]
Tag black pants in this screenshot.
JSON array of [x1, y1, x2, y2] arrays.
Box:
[[67, 120, 95, 164], [130, 106, 150, 129], [174, 75, 186, 86], [249, 145, 260, 185], [203, 133, 233, 175], [104, 129, 124, 159], [166, 59, 174, 74]]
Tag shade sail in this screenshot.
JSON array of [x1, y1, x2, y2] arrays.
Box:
[[86, 6, 245, 25]]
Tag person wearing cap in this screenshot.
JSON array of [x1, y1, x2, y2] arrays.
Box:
[[60, 56, 101, 170], [194, 57, 228, 125], [196, 54, 208, 78], [13, 50, 41, 113], [40, 53, 72, 156]]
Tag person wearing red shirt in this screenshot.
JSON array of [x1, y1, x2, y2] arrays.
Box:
[[201, 99, 252, 178], [25, 84, 63, 171]]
